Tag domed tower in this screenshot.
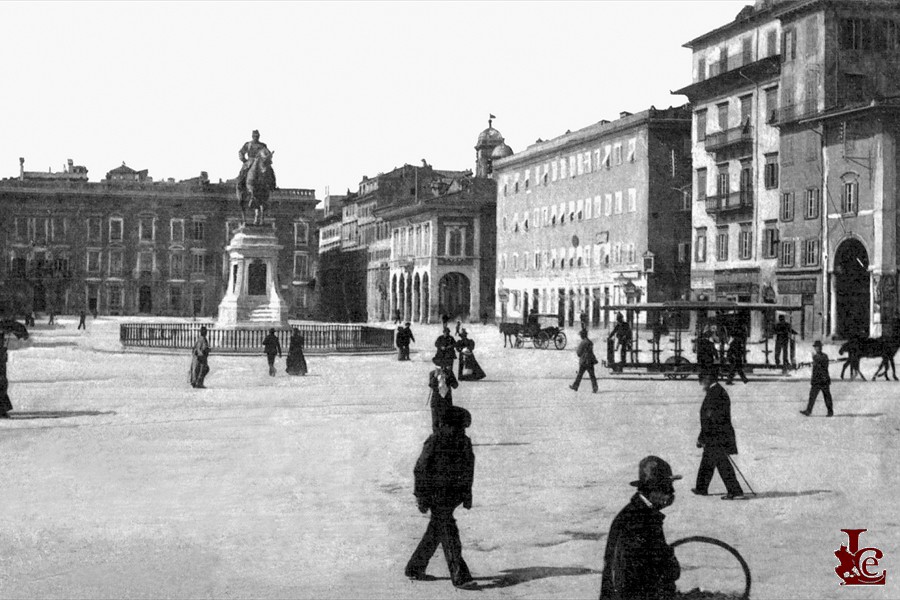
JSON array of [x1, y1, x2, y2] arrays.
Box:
[[475, 115, 510, 178]]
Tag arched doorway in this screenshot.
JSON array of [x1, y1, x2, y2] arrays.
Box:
[[413, 273, 421, 322], [139, 285, 153, 313], [391, 274, 398, 320], [834, 238, 870, 339], [438, 272, 470, 319], [422, 273, 430, 323]]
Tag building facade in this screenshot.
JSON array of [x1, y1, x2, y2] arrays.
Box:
[[493, 106, 693, 327], [678, 0, 900, 339], [0, 159, 319, 319]]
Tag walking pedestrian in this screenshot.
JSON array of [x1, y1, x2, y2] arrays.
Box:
[[456, 329, 486, 381], [434, 328, 457, 373], [428, 357, 458, 432], [405, 406, 477, 590], [774, 315, 797, 372], [725, 329, 749, 385], [693, 370, 745, 500], [0, 336, 12, 418], [77, 310, 87, 330], [393, 308, 402, 325], [696, 329, 718, 381], [570, 329, 599, 393], [47, 311, 55, 326], [190, 326, 210, 389], [599, 455, 681, 600], [455, 319, 462, 336], [396, 322, 415, 361], [262, 328, 282, 376], [285, 327, 308, 376], [801, 340, 833, 417], [608, 312, 632, 372], [579, 310, 588, 332]]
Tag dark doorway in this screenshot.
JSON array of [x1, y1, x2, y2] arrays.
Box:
[[557, 288, 566, 327], [248, 261, 267, 296], [835, 238, 869, 339], [438, 272, 470, 319], [32, 281, 46, 312], [139, 285, 153, 313]]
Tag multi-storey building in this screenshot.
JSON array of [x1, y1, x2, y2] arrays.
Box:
[[0, 158, 319, 319], [678, 0, 900, 339], [493, 106, 693, 327]]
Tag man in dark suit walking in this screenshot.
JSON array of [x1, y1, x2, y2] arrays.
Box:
[[774, 315, 797, 372], [693, 370, 745, 500], [801, 340, 833, 417], [570, 329, 599, 393]]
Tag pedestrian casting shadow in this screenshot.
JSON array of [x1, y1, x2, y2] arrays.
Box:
[[473, 566, 600, 590], [746, 489, 831, 500], [7, 410, 116, 420]]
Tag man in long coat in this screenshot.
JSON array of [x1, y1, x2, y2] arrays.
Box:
[[428, 358, 459, 432], [570, 329, 599, 393], [801, 340, 833, 416], [599, 455, 681, 600], [434, 328, 457, 371], [773, 315, 797, 371], [262, 328, 282, 377], [608, 313, 632, 371], [696, 330, 718, 381], [190, 326, 210, 389], [693, 370, 745, 499], [405, 406, 477, 590]]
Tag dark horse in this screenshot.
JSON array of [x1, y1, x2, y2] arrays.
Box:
[[499, 322, 522, 348], [839, 335, 900, 381], [236, 147, 276, 225]]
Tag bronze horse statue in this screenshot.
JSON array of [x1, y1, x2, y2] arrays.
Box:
[[236, 147, 276, 225]]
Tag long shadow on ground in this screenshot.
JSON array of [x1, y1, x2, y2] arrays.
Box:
[[472, 566, 600, 589], [746, 489, 830, 500], [7, 410, 117, 419]]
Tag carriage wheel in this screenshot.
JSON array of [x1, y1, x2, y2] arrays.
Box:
[[554, 332, 567, 350], [664, 356, 692, 379], [514, 334, 524, 349], [535, 331, 550, 349]]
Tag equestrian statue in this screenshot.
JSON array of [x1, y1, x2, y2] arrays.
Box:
[[236, 129, 277, 226]]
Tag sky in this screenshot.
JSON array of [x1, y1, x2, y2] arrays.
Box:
[[0, 1, 750, 199]]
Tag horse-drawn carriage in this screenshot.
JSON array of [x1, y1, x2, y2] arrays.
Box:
[[500, 314, 567, 350]]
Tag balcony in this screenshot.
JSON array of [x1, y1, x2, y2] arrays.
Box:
[[704, 124, 753, 154], [770, 100, 819, 126], [705, 190, 753, 214], [674, 55, 781, 102]]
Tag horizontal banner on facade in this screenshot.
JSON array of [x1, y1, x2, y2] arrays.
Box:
[[777, 278, 818, 295]]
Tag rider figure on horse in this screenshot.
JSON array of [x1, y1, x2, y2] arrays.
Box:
[[238, 129, 269, 190]]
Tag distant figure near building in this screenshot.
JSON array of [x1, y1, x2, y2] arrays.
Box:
[[455, 319, 462, 336], [428, 358, 459, 432], [696, 330, 718, 381], [77, 310, 86, 330], [262, 328, 282, 377], [608, 313, 632, 372], [434, 328, 457, 372], [725, 328, 749, 385], [693, 370, 745, 500], [396, 322, 415, 361], [0, 338, 12, 418], [393, 309, 402, 325], [801, 341, 833, 417], [405, 406, 477, 590], [599, 455, 681, 600], [774, 315, 797, 372], [47, 311, 55, 326], [285, 328, 308, 376], [570, 329, 599, 393], [190, 326, 210, 389]]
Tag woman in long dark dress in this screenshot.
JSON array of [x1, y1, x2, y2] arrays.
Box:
[[0, 339, 12, 418], [457, 329, 486, 381], [286, 328, 308, 376]]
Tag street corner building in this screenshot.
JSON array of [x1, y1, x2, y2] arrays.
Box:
[[0, 159, 320, 319], [676, 0, 900, 340], [492, 106, 694, 328], [316, 123, 500, 324]]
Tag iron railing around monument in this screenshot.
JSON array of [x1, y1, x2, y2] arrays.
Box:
[[120, 322, 395, 353]]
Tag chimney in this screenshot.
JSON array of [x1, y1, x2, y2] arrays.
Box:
[[67, 159, 74, 173], [19, 157, 24, 179], [619, 111, 633, 119]]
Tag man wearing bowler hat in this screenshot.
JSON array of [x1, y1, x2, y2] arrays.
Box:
[[600, 455, 682, 600], [693, 369, 745, 500], [428, 356, 459, 432], [801, 340, 833, 417]]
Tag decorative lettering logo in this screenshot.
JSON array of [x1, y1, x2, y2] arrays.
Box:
[[835, 529, 886, 586]]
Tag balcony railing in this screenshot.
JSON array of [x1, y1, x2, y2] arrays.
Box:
[[705, 124, 753, 153], [705, 190, 754, 214], [770, 100, 819, 125]]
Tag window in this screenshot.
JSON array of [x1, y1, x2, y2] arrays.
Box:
[[626, 243, 636, 264], [87, 218, 102, 243], [764, 154, 779, 188], [551, 161, 558, 181], [559, 159, 567, 179], [53, 256, 70, 274], [602, 145, 611, 168], [593, 196, 602, 218], [780, 240, 795, 267], [717, 102, 729, 130], [551, 205, 558, 225], [696, 110, 707, 141], [716, 229, 729, 261], [805, 188, 820, 219], [804, 239, 819, 266], [766, 29, 778, 57], [841, 177, 858, 214], [840, 18, 866, 51], [614, 191, 623, 214], [86, 250, 101, 274], [682, 188, 692, 211], [109, 218, 123, 243], [739, 227, 752, 260], [781, 192, 795, 221], [446, 227, 464, 256], [139, 217, 155, 242], [139, 251, 154, 275], [739, 95, 752, 126], [678, 242, 691, 264], [613, 143, 623, 165], [534, 252, 541, 270], [293, 253, 310, 279], [108, 285, 123, 311], [569, 156, 577, 177], [697, 168, 707, 201], [512, 254, 518, 271], [51, 217, 66, 242], [542, 207, 549, 226], [577, 199, 584, 221], [716, 167, 730, 197], [192, 253, 207, 274], [169, 286, 182, 311], [523, 252, 530, 270], [739, 163, 753, 201], [569, 200, 576, 222], [627, 138, 636, 162], [604, 193, 612, 216], [108, 249, 124, 277], [765, 87, 778, 123], [170, 253, 184, 278], [628, 188, 637, 212], [171, 219, 184, 243], [192, 220, 205, 242], [695, 228, 707, 263], [783, 27, 797, 61], [584, 197, 592, 219], [806, 16, 819, 56], [763, 226, 779, 258]]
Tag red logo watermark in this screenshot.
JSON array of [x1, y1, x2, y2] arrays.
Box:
[[835, 529, 886, 585]]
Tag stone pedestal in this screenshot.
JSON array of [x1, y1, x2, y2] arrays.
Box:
[[216, 225, 289, 329]]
